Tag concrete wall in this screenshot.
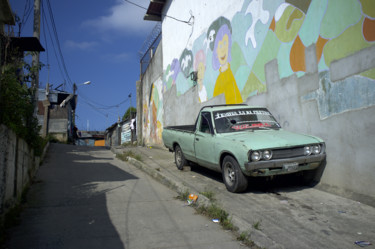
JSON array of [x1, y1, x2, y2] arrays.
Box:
[[139, 0, 375, 202], [140, 39, 164, 146], [0, 124, 43, 216]]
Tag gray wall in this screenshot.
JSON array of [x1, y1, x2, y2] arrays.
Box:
[[139, 40, 164, 146], [245, 45, 375, 204], [140, 43, 375, 205], [138, 1, 375, 206], [163, 84, 225, 126], [0, 124, 45, 216]]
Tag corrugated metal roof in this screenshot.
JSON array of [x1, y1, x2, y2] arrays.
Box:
[[144, 0, 166, 21], [10, 37, 45, 52]]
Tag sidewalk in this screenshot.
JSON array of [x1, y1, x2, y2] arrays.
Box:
[[112, 145, 375, 249], [111, 145, 213, 206]]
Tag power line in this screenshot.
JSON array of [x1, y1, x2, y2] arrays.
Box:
[[19, 0, 33, 35], [44, 0, 74, 90], [37, 1, 134, 120], [41, 0, 66, 84], [77, 89, 131, 110], [123, 0, 193, 25]]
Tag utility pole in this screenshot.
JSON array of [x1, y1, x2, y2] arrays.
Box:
[[72, 83, 77, 126], [129, 93, 132, 118], [32, 0, 41, 110]]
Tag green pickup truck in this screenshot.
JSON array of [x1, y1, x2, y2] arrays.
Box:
[[162, 104, 326, 193]]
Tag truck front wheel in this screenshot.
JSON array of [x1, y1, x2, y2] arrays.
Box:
[[174, 145, 187, 170], [222, 156, 248, 193]]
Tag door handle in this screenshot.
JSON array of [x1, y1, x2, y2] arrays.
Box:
[[196, 138, 199, 141]]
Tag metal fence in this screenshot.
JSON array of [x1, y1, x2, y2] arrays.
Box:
[[139, 23, 162, 77]]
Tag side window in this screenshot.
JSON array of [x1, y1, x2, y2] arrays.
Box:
[[199, 112, 213, 134]]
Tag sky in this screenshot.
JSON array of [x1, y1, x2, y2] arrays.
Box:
[[8, 0, 157, 131]]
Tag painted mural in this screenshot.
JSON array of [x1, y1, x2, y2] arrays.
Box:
[[162, 0, 375, 118], [143, 78, 164, 145]]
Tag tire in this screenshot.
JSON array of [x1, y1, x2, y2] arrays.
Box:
[[222, 156, 248, 193], [174, 145, 187, 170], [302, 159, 327, 187]]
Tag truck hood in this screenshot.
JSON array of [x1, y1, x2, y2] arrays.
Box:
[[219, 129, 323, 150]]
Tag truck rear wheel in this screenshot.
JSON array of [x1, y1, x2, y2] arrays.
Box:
[[174, 145, 186, 170], [222, 156, 248, 193]]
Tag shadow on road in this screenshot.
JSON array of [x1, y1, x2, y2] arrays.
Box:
[[190, 164, 312, 194], [4, 143, 137, 249]]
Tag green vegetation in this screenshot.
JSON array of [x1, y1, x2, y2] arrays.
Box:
[[199, 189, 215, 201], [253, 220, 262, 230], [196, 203, 235, 230], [176, 189, 190, 201], [116, 151, 142, 162], [121, 141, 136, 147], [122, 106, 136, 121], [0, 52, 45, 156], [236, 231, 257, 247]]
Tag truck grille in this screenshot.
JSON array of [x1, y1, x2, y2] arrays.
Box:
[[272, 147, 305, 159]]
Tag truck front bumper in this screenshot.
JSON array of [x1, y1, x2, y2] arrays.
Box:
[[244, 154, 326, 177]]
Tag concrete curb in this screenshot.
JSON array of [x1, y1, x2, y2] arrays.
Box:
[[114, 149, 283, 249], [127, 157, 211, 207]]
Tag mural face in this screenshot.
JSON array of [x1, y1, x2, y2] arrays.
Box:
[[161, 0, 374, 119], [143, 78, 164, 145]]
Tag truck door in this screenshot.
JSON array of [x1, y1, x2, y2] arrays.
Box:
[[194, 112, 218, 170]]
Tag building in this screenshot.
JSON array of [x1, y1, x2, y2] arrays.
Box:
[[37, 88, 76, 142], [105, 117, 135, 147], [137, 1, 375, 204]]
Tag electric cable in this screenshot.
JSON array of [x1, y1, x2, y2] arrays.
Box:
[[41, 4, 50, 85], [41, 0, 66, 84], [45, 0, 74, 90], [123, 0, 193, 25], [19, 0, 33, 35], [39, 1, 136, 121]]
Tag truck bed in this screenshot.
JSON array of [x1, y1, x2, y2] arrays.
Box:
[[164, 125, 195, 133]]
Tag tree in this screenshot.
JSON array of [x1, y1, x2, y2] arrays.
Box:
[[122, 107, 136, 121], [0, 52, 43, 155]]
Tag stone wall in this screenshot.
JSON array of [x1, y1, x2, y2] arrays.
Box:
[[0, 124, 47, 217]]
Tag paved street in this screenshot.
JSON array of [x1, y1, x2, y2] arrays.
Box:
[[4, 144, 246, 249], [113, 145, 375, 249]]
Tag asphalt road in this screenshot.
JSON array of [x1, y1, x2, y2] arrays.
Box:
[[113, 146, 375, 249], [4, 144, 247, 249]]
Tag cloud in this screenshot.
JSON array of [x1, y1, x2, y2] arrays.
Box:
[[83, 0, 155, 36], [105, 52, 132, 62], [65, 40, 98, 50]]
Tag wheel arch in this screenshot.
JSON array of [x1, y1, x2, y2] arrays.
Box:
[[219, 151, 238, 170], [172, 142, 180, 151]]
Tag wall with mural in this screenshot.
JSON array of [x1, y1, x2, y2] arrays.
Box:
[[162, 0, 374, 109], [142, 77, 164, 145], [140, 0, 375, 200]]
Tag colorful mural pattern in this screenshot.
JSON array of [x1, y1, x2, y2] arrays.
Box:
[[162, 0, 375, 115], [144, 0, 375, 144], [143, 78, 164, 144]]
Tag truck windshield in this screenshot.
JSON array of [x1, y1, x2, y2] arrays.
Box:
[[213, 108, 281, 133]]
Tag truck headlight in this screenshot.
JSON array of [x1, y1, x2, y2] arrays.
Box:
[[304, 146, 312, 155], [312, 145, 321, 155], [262, 150, 272, 160], [251, 151, 261, 161]]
